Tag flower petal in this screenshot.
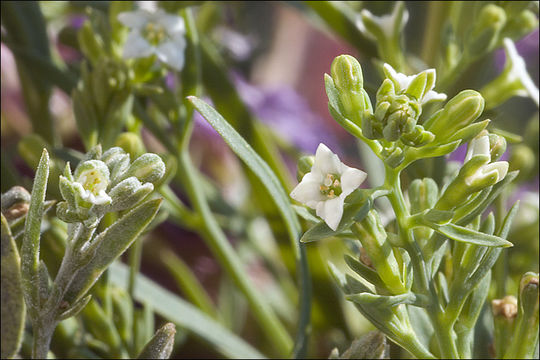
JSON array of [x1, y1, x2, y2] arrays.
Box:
[[122, 31, 153, 59], [316, 197, 345, 231], [156, 39, 186, 70], [312, 143, 342, 175], [290, 178, 325, 208], [340, 167, 367, 196], [117, 11, 148, 29]]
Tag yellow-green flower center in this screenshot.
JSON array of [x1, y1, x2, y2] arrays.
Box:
[[78, 170, 108, 195], [320, 173, 342, 199], [142, 22, 167, 46]]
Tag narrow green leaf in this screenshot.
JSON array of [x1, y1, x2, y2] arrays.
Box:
[[64, 198, 162, 304], [1, 214, 26, 359], [109, 262, 265, 359], [497, 201, 520, 238], [188, 96, 301, 255], [407, 140, 461, 160], [188, 96, 310, 357], [21, 148, 49, 313], [58, 295, 92, 321], [427, 222, 512, 247], [344, 254, 389, 292], [137, 322, 176, 359], [347, 292, 428, 308]]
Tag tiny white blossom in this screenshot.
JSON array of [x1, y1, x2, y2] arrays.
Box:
[[383, 63, 447, 104], [464, 135, 508, 187], [356, 2, 409, 41], [118, 8, 186, 71], [290, 144, 367, 231], [501, 38, 539, 107], [73, 160, 112, 205]]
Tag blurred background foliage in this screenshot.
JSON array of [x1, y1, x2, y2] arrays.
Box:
[[1, 1, 538, 358]]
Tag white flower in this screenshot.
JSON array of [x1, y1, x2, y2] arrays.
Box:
[[464, 135, 508, 187], [356, 2, 409, 41], [501, 38, 539, 107], [383, 63, 447, 104], [290, 144, 367, 231], [73, 160, 112, 205], [118, 8, 186, 71]]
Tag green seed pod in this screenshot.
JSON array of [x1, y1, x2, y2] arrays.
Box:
[[466, 4, 507, 59], [424, 90, 485, 142], [296, 155, 315, 182]]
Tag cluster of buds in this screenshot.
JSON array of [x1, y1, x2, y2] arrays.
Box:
[[57, 146, 165, 228]]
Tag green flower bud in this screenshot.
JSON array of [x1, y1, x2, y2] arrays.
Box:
[[488, 133, 507, 161], [509, 144, 535, 180], [122, 153, 166, 184], [296, 155, 315, 182], [501, 9, 538, 40], [351, 210, 407, 294], [505, 272, 539, 358], [108, 177, 154, 212], [101, 147, 131, 184], [425, 90, 485, 142], [466, 4, 507, 59], [409, 178, 438, 214], [382, 147, 404, 168], [115, 132, 145, 159], [330, 55, 370, 124]]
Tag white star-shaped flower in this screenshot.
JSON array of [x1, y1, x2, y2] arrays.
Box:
[[356, 2, 409, 41], [500, 38, 539, 107], [118, 8, 186, 71], [464, 135, 508, 187], [290, 144, 367, 231], [383, 63, 447, 104], [72, 160, 113, 205]]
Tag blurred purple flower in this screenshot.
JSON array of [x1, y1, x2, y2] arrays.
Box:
[[233, 73, 339, 153], [192, 73, 340, 154]]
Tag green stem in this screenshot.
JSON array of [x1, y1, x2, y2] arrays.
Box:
[[177, 150, 292, 356], [384, 166, 459, 358]]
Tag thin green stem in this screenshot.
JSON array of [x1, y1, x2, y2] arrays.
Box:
[[384, 166, 459, 358], [177, 150, 292, 356]]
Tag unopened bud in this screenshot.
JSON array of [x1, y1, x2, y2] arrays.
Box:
[[123, 153, 166, 184], [509, 144, 535, 180], [296, 156, 315, 182], [115, 132, 145, 159], [330, 55, 369, 124], [425, 90, 485, 142], [409, 178, 438, 214], [467, 4, 507, 58], [488, 133, 507, 161], [502, 10, 538, 40]]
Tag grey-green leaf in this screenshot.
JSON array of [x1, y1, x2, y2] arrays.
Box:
[[137, 322, 176, 359], [109, 261, 265, 359], [21, 148, 49, 314], [64, 198, 162, 304], [426, 222, 512, 247], [1, 214, 26, 359]]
